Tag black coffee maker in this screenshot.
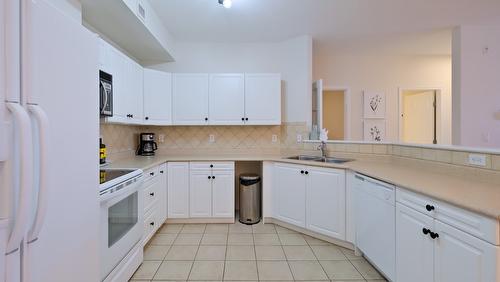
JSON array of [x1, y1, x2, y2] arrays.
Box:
[[137, 133, 158, 156]]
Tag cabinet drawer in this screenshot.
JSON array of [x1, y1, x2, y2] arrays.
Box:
[[143, 207, 159, 245], [190, 162, 234, 171], [435, 200, 499, 245], [143, 165, 160, 183], [396, 188, 436, 217], [143, 181, 159, 212]]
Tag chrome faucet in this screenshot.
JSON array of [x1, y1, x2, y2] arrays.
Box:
[[317, 141, 327, 159]]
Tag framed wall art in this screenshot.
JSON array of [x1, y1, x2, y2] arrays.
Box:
[[363, 91, 385, 119], [363, 119, 386, 142]]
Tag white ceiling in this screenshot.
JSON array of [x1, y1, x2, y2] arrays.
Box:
[[150, 0, 500, 55]]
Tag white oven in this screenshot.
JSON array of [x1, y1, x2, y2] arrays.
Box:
[[100, 169, 143, 281]]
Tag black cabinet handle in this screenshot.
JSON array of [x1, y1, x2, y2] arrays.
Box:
[[130, 114, 134, 118], [300, 170, 304, 174], [150, 172, 154, 176], [150, 192, 155, 196], [208, 176, 211, 179], [205, 117, 208, 121], [212, 176, 216, 179], [245, 118, 249, 121], [425, 204, 435, 211], [210, 164, 213, 168], [305, 171, 309, 175], [430, 232, 439, 239], [422, 228, 430, 235], [160, 170, 164, 174], [150, 222, 154, 226], [241, 118, 245, 121], [145, 116, 149, 120]]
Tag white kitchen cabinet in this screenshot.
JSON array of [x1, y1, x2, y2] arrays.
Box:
[[158, 163, 167, 223], [128, 60, 144, 124], [434, 221, 498, 282], [244, 73, 281, 125], [172, 73, 209, 125], [212, 170, 235, 218], [306, 167, 346, 240], [141, 163, 167, 245], [189, 170, 212, 218], [396, 203, 434, 282], [209, 74, 245, 125], [273, 163, 306, 228], [143, 69, 172, 125], [167, 162, 189, 218]]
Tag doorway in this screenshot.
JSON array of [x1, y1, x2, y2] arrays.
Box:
[[322, 90, 345, 140], [399, 89, 441, 144]]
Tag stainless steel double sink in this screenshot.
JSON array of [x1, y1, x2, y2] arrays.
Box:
[[285, 155, 353, 164]]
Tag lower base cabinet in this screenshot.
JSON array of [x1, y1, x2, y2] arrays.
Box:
[[396, 202, 500, 282], [142, 163, 168, 245], [167, 162, 190, 218]]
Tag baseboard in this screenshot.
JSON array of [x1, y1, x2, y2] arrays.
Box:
[[166, 217, 235, 224], [264, 217, 355, 250], [103, 241, 143, 282]]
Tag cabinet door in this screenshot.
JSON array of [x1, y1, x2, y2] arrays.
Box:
[[212, 170, 235, 218], [167, 162, 189, 218], [395, 203, 434, 282], [244, 74, 281, 125], [128, 60, 143, 124], [273, 163, 306, 227], [106, 47, 128, 122], [209, 74, 245, 125], [189, 170, 212, 218], [143, 69, 172, 125], [172, 73, 209, 125], [434, 220, 499, 282], [158, 164, 168, 224], [306, 167, 346, 240]]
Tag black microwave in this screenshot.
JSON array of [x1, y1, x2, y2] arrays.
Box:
[[99, 70, 113, 117]]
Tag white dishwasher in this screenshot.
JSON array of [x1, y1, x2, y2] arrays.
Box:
[[353, 173, 395, 281]]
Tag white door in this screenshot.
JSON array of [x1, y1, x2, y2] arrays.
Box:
[[312, 79, 323, 130], [273, 163, 306, 227], [395, 203, 434, 282], [128, 60, 143, 123], [306, 167, 346, 240], [244, 74, 281, 125], [212, 170, 235, 218], [209, 74, 245, 125], [167, 162, 189, 218], [172, 73, 209, 125], [189, 170, 212, 218], [402, 90, 436, 144], [158, 163, 168, 223], [434, 220, 498, 282], [143, 69, 172, 125]]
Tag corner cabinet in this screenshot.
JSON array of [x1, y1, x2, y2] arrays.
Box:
[[143, 69, 172, 125], [245, 73, 281, 125], [272, 162, 346, 240], [167, 162, 190, 218], [172, 74, 210, 125]]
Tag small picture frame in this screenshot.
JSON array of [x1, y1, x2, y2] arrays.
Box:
[[364, 120, 386, 142], [363, 91, 386, 119]]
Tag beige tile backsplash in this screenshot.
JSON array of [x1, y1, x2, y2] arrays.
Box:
[[100, 123, 500, 174]]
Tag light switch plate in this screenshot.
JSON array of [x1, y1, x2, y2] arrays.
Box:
[[296, 134, 302, 143], [272, 135, 278, 143], [468, 154, 487, 166], [158, 134, 165, 143], [209, 134, 215, 143]]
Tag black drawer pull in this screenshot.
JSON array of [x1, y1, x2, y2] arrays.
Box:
[[300, 170, 304, 174], [150, 172, 155, 176], [160, 170, 164, 173], [425, 204, 435, 211], [422, 228, 430, 235], [150, 222, 154, 226], [305, 171, 309, 175], [150, 192, 155, 196], [430, 232, 439, 239]]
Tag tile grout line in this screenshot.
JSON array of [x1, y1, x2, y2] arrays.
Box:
[[151, 225, 182, 280], [303, 233, 331, 281], [251, 227, 260, 282]]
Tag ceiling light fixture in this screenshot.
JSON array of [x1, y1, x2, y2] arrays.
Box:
[[218, 0, 232, 9]]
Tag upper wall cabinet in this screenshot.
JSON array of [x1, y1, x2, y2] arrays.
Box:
[[209, 74, 245, 125], [143, 69, 172, 125], [172, 74, 210, 125], [99, 39, 143, 124], [245, 74, 281, 125]]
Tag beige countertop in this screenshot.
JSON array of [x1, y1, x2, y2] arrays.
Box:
[[106, 154, 500, 220]]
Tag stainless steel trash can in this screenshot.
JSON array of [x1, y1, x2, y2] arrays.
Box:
[[239, 174, 261, 225]]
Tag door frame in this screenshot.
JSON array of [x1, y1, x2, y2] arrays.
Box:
[[398, 87, 443, 144], [322, 86, 351, 140]]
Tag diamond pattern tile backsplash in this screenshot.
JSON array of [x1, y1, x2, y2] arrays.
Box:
[[99, 123, 308, 159]]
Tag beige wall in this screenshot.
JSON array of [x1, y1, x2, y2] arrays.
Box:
[[314, 53, 452, 143], [322, 90, 345, 140]]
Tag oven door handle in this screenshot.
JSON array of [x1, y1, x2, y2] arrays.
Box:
[[100, 177, 142, 206]]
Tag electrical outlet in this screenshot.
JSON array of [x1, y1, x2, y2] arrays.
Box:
[[272, 134, 278, 143], [209, 134, 215, 143], [296, 134, 302, 143], [468, 154, 487, 166], [158, 134, 165, 143]]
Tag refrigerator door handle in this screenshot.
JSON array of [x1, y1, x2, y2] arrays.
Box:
[[5, 102, 34, 254], [27, 104, 49, 244]]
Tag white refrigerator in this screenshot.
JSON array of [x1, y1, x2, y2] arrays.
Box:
[[1, 0, 100, 281]]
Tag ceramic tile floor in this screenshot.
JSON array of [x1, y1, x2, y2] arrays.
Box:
[[130, 222, 387, 282]]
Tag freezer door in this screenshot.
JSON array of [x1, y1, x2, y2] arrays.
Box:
[[22, 1, 100, 282]]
